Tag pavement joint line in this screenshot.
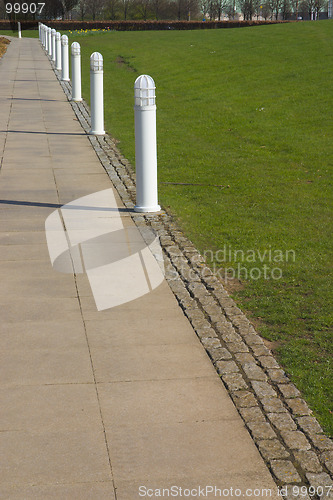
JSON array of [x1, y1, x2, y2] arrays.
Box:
[[48, 47, 333, 497], [0, 60, 14, 174], [0, 105, 11, 172]]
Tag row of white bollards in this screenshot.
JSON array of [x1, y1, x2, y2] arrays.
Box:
[[39, 24, 69, 83], [38, 23, 159, 213]]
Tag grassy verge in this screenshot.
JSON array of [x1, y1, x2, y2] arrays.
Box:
[[0, 29, 39, 38], [20, 23, 333, 435]]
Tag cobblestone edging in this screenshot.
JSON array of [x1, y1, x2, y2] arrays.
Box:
[[54, 67, 333, 499]]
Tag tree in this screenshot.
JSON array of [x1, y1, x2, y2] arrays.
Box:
[[281, 0, 291, 18], [151, 0, 163, 18], [174, 0, 197, 19], [288, 0, 298, 17], [86, 0, 106, 19], [155, 0, 179, 19], [313, 0, 326, 17], [261, 0, 272, 16], [224, 0, 238, 18], [43, 0, 65, 19], [104, 0, 121, 18], [300, 0, 314, 16], [185, 0, 199, 19], [238, 0, 255, 19], [253, 0, 263, 18], [135, 0, 151, 19], [269, 0, 283, 18], [199, 0, 221, 18], [208, 0, 214, 17], [0, 0, 8, 18], [198, 0, 211, 18], [77, 0, 89, 19], [214, 0, 229, 21], [62, 0, 79, 18], [175, 0, 184, 18], [120, 0, 133, 19]]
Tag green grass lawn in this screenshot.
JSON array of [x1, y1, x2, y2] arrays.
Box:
[[0, 28, 39, 37], [4, 22, 332, 435]]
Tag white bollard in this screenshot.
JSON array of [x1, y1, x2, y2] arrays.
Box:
[[134, 75, 160, 213], [18, 22, 21, 39], [48, 27, 52, 57], [89, 52, 105, 136], [71, 42, 82, 102], [44, 26, 48, 51], [61, 35, 70, 81], [51, 29, 56, 62], [55, 32, 62, 70], [43, 25, 47, 51]]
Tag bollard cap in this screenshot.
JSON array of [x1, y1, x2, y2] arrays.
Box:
[[90, 52, 103, 72], [48, 27, 51, 32], [51, 28, 56, 34], [61, 34, 68, 46], [56, 32, 61, 40], [134, 75, 156, 108], [71, 41, 81, 56]]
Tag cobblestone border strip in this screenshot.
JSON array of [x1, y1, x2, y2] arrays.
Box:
[[54, 68, 333, 499]]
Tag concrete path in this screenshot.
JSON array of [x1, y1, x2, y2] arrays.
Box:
[[0, 37, 280, 499]]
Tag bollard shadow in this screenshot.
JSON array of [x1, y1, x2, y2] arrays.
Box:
[[0, 199, 130, 213], [3, 130, 86, 136], [11, 79, 55, 82], [10, 98, 62, 102]]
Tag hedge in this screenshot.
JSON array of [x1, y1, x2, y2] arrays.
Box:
[[0, 19, 290, 31]]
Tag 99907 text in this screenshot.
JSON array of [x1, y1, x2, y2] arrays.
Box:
[[6, 3, 45, 14]]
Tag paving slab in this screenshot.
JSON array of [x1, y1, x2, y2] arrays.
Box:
[[97, 377, 239, 426], [0, 320, 93, 386], [0, 383, 102, 431], [106, 420, 269, 481], [0, 243, 49, 261], [0, 36, 281, 498], [0, 430, 111, 485], [0, 482, 116, 500]]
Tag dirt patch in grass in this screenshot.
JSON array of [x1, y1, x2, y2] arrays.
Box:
[[115, 55, 137, 73], [0, 37, 10, 59], [222, 276, 245, 295]]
